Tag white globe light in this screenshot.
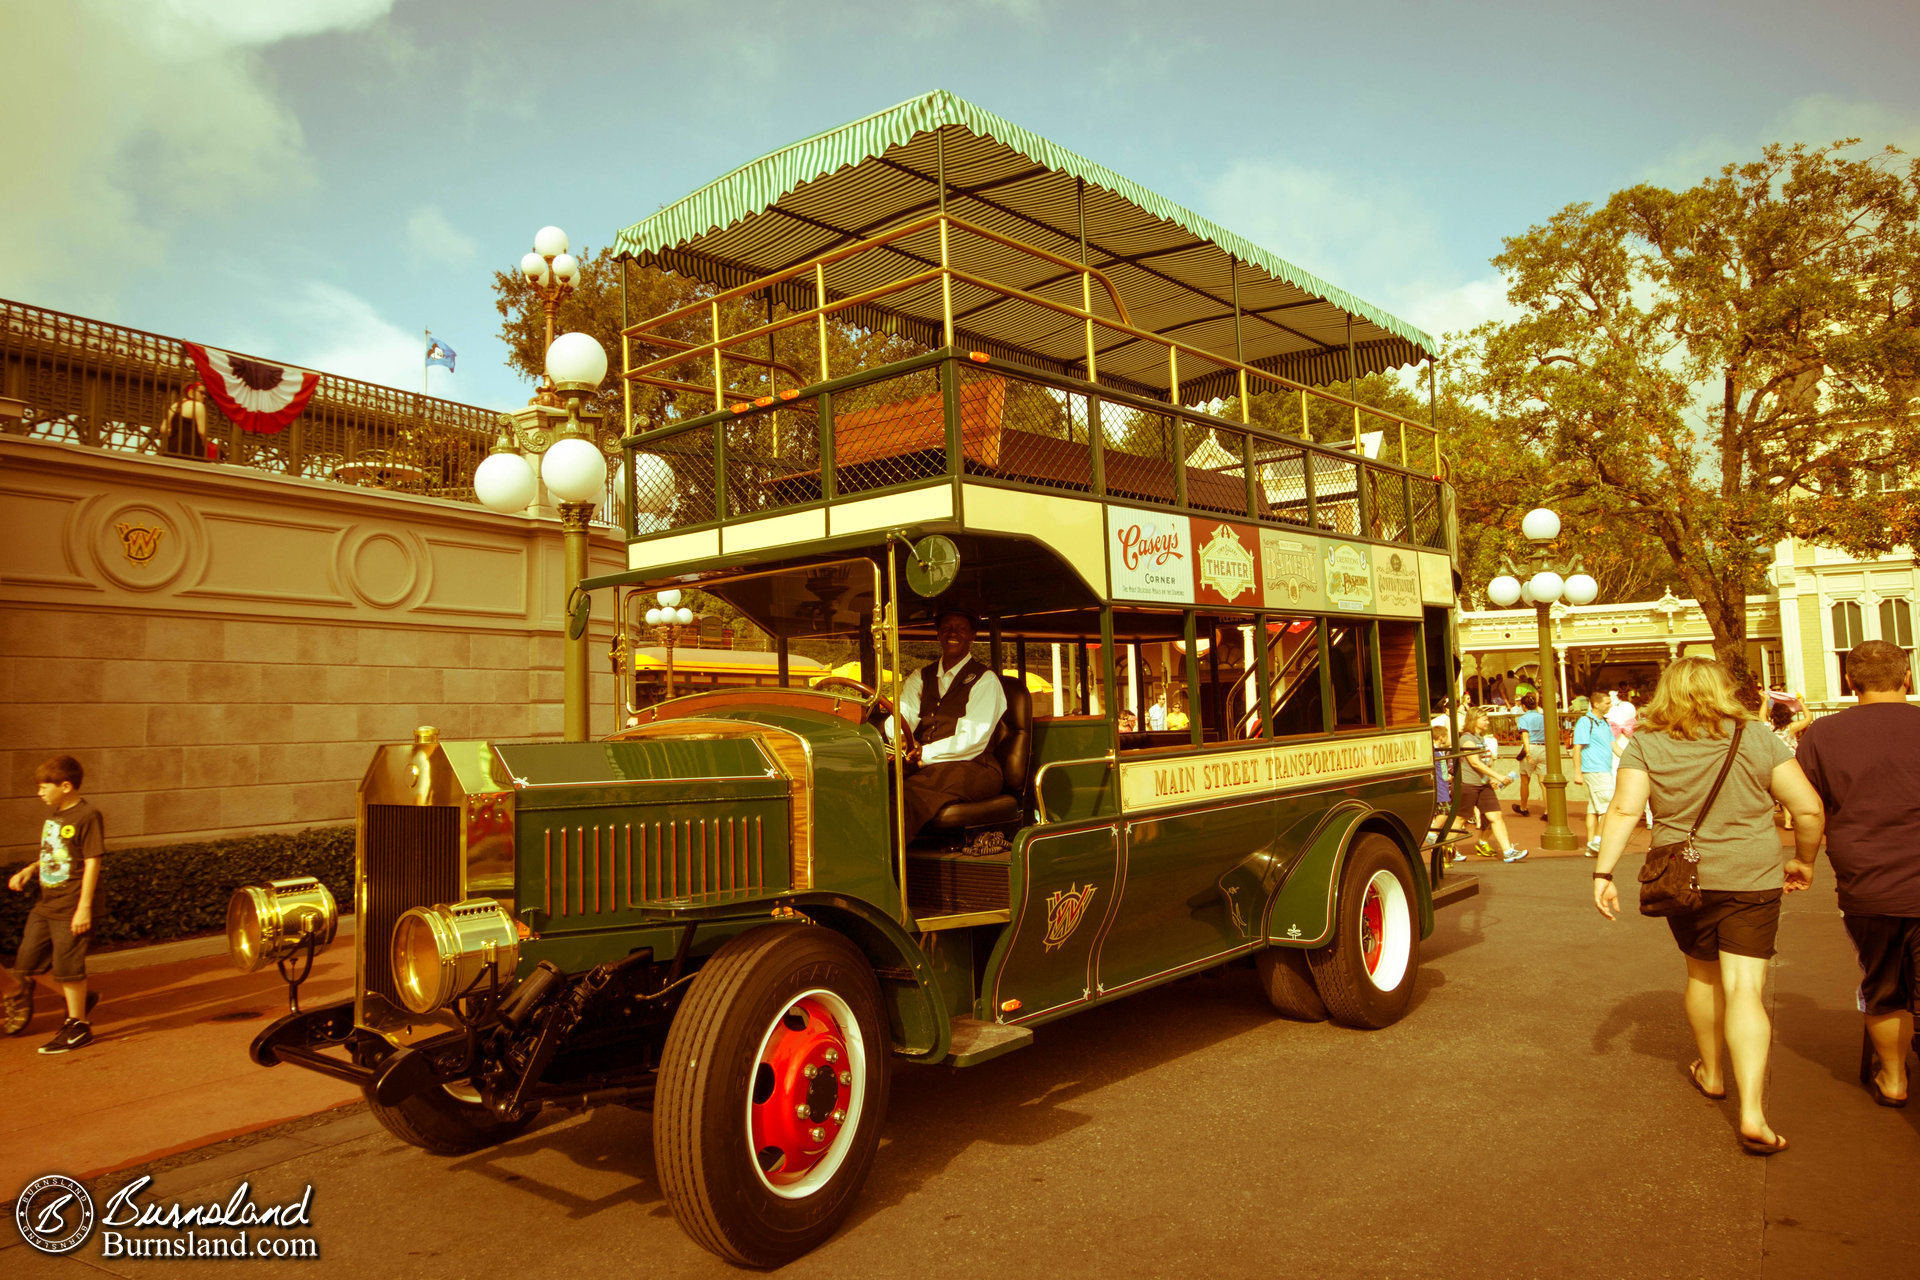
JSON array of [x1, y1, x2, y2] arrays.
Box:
[[675, 607, 694, 626], [1519, 580, 1536, 605], [473, 451, 537, 514], [1565, 574, 1599, 606], [532, 225, 569, 257], [631, 453, 674, 518], [551, 253, 580, 284], [540, 436, 607, 503], [1521, 508, 1562, 542], [1487, 575, 1523, 607], [546, 331, 608, 388], [1530, 570, 1565, 603], [645, 608, 662, 625], [656, 588, 682, 607], [519, 252, 547, 282]]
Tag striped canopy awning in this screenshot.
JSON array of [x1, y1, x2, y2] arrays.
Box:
[[614, 90, 1437, 405]]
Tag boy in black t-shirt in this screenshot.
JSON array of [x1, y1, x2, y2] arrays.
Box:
[[5, 755, 105, 1052]]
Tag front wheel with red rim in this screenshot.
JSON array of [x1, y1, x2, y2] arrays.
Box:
[[1308, 834, 1421, 1029], [654, 924, 889, 1268]]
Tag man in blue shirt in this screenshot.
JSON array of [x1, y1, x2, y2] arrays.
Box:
[[1572, 690, 1620, 855], [1512, 693, 1546, 817]]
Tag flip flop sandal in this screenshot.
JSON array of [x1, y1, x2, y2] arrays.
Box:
[[1738, 1131, 1788, 1156], [1687, 1060, 1726, 1101]]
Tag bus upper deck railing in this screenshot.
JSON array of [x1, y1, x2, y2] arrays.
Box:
[[617, 349, 1454, 555], [620, 211, 1444, 472]]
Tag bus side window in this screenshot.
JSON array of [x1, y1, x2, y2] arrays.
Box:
[[1378, 620, 1425, 726], [1328, 623, 1376, 728], [1195, 613, 1256, 742], [1265, 617, 1323, 738]]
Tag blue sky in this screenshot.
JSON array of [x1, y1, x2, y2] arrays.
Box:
[[8, 0, 1918, 412]]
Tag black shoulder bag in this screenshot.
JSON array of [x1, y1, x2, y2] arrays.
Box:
[[1638, 722, 1744, 918]]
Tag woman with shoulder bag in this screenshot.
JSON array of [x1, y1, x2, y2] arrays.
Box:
[[1590, 658, 1823, 1156]]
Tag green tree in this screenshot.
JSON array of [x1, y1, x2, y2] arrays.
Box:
[[1468, 140, 1920, 694]]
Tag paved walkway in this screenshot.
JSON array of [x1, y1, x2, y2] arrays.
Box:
[[0, 928, 360, 1196]]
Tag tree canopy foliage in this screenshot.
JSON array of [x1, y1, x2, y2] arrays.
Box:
[[1464, 140, 1920, 688]]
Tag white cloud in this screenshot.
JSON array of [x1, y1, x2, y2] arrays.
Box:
[[407, 206, 480, 268], [1206, 157, 1504, 344], [118, 0, 398, 50], [0, 2, 394, 313], [277, 281, 436, 396], [1644, 93, 1920, 188]]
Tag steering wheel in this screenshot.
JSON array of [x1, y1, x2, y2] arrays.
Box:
[[813, 676, 905, 755]]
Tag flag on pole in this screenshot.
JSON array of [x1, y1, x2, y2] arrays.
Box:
[[426, 335, 457, 372]]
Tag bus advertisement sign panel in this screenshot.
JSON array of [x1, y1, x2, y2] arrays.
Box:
[[1193, 520, 1260, 607], [1107, 506, 1193, 603], [1260, 529, 1323, 611], [1369, 544, 1423, 618], [1323, 540, 1374, 612]]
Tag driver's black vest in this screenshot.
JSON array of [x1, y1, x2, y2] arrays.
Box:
[[913, 658, 990, 749]]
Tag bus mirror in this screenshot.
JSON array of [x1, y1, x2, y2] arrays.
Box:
[[905, 534, 960, 598]]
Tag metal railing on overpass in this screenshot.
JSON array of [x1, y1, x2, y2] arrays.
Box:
[[0, 298, 500, 503]]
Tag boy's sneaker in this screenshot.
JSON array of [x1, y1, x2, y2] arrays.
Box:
[[38, 1019, 93, 1054], [1502, 846, 1530, 863], [1585, 837, 1603, 856], [1449, 849, 1468, 863], [1474, 841, 1498, 858]]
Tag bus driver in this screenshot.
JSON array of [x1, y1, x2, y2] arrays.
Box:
[[891, 608, 1010, 838]]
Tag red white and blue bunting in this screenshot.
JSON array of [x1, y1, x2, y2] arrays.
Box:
[[183, 342, 320, 435]]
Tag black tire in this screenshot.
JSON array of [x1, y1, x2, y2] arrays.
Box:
[[654, 924, 890, 1269], [1307, 834, 1421, 1029], [364, 1083, 535, 1156], [1256, 946, 1329, 1021]]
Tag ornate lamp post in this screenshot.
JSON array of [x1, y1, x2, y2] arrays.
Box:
[[519, 226, 581, 357], [645, 590, 696, 701], [474, 263, 612, 741], [1486, 507, 1599, 853]]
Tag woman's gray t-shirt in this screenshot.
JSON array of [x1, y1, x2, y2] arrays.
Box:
[[1618, 719, 1795, 891]]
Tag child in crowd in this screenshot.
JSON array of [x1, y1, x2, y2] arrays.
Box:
[[5, 755, 105, 1051]]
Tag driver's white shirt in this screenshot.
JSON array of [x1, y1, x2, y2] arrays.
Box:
[[890, 658, 1007, 765]]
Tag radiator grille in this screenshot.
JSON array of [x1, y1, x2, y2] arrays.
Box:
[[363, 804, 461, 1005], [539, 813, 783, 916]]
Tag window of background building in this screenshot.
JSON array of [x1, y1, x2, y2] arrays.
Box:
[[1759, 642, 1786, 690], [1879, 597, 1915, 685], [1833, 600, 1865, 690]]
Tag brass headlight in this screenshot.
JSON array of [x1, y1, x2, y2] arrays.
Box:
[[391, 899, 520, 1015], [227, 877, 338, 973]]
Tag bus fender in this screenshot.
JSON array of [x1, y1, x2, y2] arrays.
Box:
[[788, 893, 948, 1063], [1263, 807, 1434, 948]]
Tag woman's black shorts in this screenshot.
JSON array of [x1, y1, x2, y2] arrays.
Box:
[[1666, 889, 1783, 962], [1842, 914, 1920, 1018], [1461, 782, 1501, 817]]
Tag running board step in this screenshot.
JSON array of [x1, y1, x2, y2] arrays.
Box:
[[947, 1017, 1033, 1068], [1432, 874, 1480, 909]]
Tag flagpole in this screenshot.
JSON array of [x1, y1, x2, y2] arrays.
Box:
[[424, 328, 430, 396]]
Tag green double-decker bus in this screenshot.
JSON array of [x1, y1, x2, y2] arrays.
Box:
[[228, 92, 1469, 1268]]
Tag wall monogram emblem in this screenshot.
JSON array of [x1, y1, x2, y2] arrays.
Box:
[[115, 522, 167, 566]]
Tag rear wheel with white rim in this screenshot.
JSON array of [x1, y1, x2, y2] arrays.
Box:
[[654, 924, 889, 1268], [1308, 834, 1421, 1029]]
